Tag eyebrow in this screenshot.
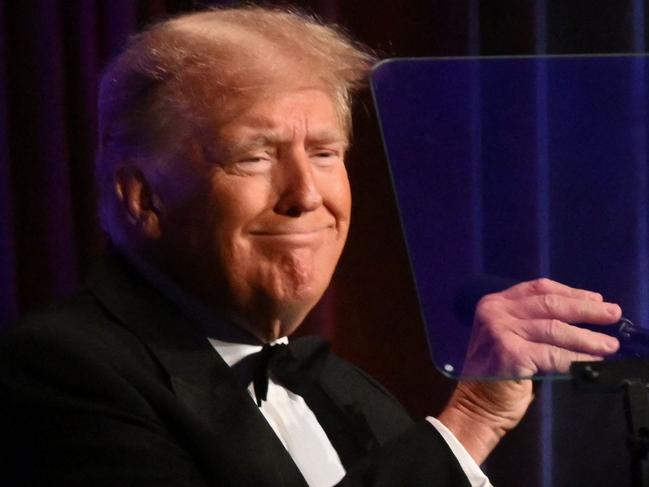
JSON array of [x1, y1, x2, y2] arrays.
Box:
[[221, 128, 348, 158]]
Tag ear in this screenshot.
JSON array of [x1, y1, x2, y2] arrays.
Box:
[[114, 165, 162, 240]]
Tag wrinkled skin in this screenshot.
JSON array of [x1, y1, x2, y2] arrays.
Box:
[[118, 88, 351, 343], [440, 278, 620, 463], [464, 277, 620, 378]]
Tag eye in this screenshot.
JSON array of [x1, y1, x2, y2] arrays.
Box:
[[240, 156, 271, 163], [310, 148, 342, 167], [230, 152, 274, 174]]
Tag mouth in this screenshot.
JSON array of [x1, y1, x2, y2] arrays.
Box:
[[251, 229, 328, 236], [249, 225, 335, 244], [250, 223, 335, 235]]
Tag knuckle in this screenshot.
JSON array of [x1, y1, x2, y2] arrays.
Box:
[[578, 301, 591, 318], [531, 277, 553, 294], [544, 319, 561, 341], [541, 293, 559, 313], [475, 295, 503, 319], [477, 294, 499, 307], [546, 346, 564, 372]]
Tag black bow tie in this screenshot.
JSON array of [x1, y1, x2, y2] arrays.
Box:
[[246, 336, 330, 407]]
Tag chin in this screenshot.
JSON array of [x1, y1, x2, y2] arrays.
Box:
[[270, 249, 331, 299], [235, 248, 339, 336], [270, 278, 325, 311], [238, 287, 323, 342], [259, 274, 328, 324]]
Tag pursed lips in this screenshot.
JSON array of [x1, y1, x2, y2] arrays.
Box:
[[249, 225, 334, 236], [248, 225, 336, 244]]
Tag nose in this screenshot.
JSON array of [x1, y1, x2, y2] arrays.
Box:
[[274, 150, 323, 217]]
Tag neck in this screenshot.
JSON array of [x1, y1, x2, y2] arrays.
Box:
[[120, 248, 310, 344]]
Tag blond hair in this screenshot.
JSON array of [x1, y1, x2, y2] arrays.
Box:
[[96, 6, 375, 245]]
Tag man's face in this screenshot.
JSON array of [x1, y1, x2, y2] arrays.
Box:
[[155, 88, 351, 341]]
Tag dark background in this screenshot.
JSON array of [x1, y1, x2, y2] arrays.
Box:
[[1, 1, 647, 486]]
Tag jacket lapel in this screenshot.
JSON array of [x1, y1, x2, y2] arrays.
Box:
[[288, 337, 381, 467], [86, 255, 308, 486]]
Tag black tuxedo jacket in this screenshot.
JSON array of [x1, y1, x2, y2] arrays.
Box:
[[0, 257, 470, 486]]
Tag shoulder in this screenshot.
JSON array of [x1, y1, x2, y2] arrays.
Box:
[[4, 291, 159, 367], [0, 291, 167, 416], [0, 293, 211, 487]]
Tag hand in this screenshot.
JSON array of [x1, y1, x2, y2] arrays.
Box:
[[463, 277, 621, 377], [438, 278, 621, 464]]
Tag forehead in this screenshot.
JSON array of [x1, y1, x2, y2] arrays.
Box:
[[208, 88, 347, 143], [190, 89, 349, 165], [218, 88, 345, 138]]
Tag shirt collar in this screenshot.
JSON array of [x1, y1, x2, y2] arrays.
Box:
[[207, 336, 289, 367]]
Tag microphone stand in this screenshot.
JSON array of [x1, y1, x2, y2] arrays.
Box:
[[571, 359, 649, 487]]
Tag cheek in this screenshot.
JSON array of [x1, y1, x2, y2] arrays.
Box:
[[327, 168, 352, 227], [207, 175, 270, 231], [202, 178, 274, 271], [340, 177, 352, 220], [318, 170, 352, 267], [161, 182, 255, 259]]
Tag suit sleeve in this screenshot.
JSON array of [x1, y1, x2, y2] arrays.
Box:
[[337, 421, 473, 487], [0, 328, 211, 487], [320, 356, 473, 487]]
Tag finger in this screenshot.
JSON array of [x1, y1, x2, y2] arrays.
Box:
[[506, 294, 621, 324], [524, 342, 605, 374], [516, 318, 619, 355], [499, 278, 603, 302], [467, 338, 606, 377]]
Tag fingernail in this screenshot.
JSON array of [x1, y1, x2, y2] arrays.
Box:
[[605, 303, 620, 316], [606, 337, 619, 351]]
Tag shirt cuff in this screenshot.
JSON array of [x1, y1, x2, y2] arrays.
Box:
[[426, 417, 493, 487]]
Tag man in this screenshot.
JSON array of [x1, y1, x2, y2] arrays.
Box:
[[0, 7, 622, 486]]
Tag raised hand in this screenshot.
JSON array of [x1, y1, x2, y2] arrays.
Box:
[[463, 277, 621, 377], [439, 278, 621, 464]]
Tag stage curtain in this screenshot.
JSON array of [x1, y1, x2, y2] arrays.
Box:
[[1, 1, 644, 486]]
